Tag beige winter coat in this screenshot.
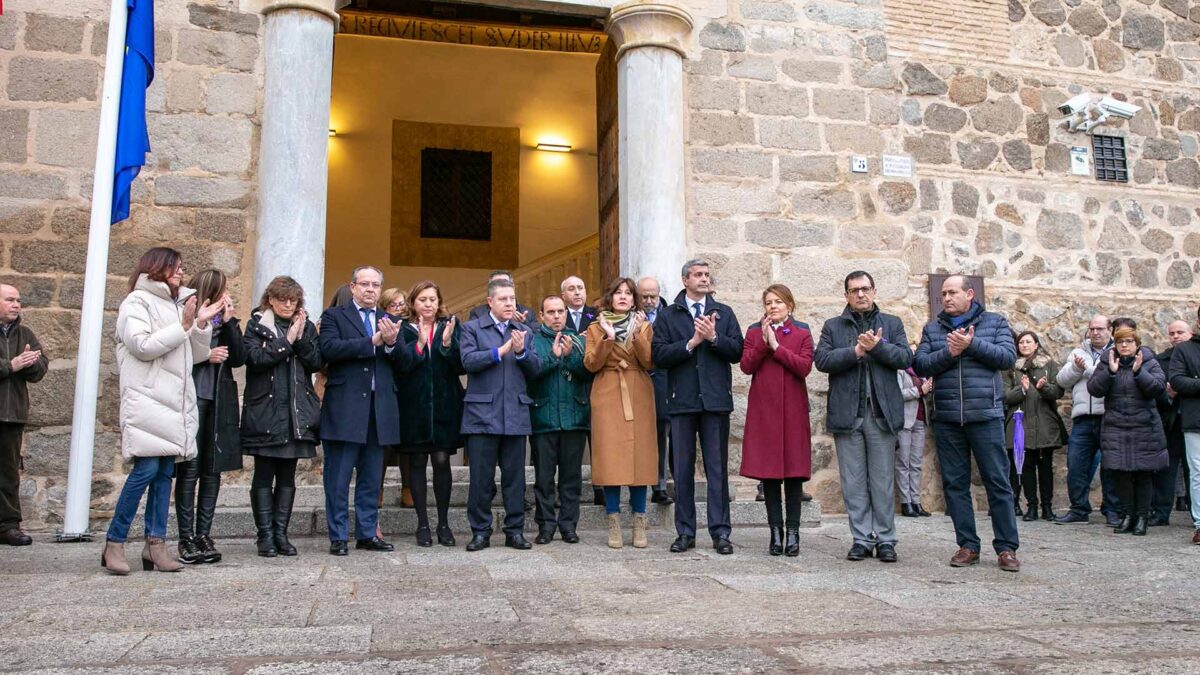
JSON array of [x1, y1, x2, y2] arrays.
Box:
[[115, 274, 212, 462]]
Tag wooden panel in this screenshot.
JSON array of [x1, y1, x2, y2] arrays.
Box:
[[595, 37, 619, 289]]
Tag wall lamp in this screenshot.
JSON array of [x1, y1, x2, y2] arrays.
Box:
[[535, 143, 571, 153], [328, 129, 338, 137]]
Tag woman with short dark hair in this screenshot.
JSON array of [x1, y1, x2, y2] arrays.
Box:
[[104, 248, 223, 575], [241, 275, 322, 556], [175, 269, 246, 564], [1003, 330, 1066, 522]]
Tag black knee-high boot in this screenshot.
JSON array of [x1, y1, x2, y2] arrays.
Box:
[[174, 458, 202, 564], [783, 478, 803, 557], [273, 486, 297, 555], [251, 486, 277, 557], [195, 473, 222, 562]]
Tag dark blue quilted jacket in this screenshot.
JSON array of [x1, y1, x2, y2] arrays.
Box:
[[913, 303, 1017, 425]]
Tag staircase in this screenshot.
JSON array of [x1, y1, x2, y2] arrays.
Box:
[[126, 467, 822, 539], [442, 234, 601, 316]]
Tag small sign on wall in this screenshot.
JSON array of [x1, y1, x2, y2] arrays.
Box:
[[882, 154, 913, 178], [1070, 146, 1091, 176]]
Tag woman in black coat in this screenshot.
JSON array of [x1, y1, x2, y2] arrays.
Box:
[[1087, 326, 1168, 536], [177, 269, 246, 565], [241, 276, 323, 557], [395, 280, 464, 547]]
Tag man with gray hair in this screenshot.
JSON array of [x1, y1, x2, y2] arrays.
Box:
[[560, 275, 595, 335], [638, 276, 673, 504], [652, 260, 744, 554]]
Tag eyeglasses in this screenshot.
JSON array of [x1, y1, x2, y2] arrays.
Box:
[[846, 286, 874, 296]]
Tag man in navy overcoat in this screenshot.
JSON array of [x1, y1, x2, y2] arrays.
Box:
[[319, 266, 414, 556], [459, 278, 541, 551]]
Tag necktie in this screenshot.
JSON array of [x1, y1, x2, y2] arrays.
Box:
[[693, 302, 702, 319], [497, 322, 507, 335], [572, 311, 580, 329], [360, 308, 374, 337]]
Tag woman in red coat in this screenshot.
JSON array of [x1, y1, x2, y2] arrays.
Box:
[[740, 284, 813, 557]]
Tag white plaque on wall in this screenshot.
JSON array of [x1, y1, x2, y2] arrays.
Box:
[[1070, 146, 1091, 176], [882, 154, 913, 178]]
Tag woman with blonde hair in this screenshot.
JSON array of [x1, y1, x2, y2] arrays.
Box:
[[241, 276, 322, 556], [584, 277, 658, 549], [175, 269, 246, 564], [104, 247, 222, 575]]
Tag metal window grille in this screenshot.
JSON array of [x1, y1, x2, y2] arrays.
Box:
[[1092, 135, 1128, 183], [420, 148, 493, 240]]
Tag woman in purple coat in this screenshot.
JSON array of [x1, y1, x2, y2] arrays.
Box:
[[739, 284, 813, 557]]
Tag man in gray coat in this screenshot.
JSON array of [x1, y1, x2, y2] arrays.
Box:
[[460, 278, 541, 552], [814, 271, 911, 564]]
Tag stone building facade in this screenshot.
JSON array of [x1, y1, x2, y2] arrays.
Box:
[[0, 0, 1196, 528]]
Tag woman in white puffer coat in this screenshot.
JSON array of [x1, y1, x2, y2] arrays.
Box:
[[102, 247, 223, 575]]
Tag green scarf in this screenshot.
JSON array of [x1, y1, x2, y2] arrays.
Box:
[[539, 322, 583, 354], [601, 310, 633, 347]]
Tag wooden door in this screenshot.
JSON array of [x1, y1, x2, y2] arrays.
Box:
[[595, 38, 619, 287]]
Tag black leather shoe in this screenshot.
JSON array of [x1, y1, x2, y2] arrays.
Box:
[[505, 534, 533, 550], [1131, 515, 1148, 536], [1113, 515, 1134, 534], [355, 536, 395, 552], [755, 482, 765, 502], [534, 529, 554, 545], [560, 530, 580, 544], [415, 526, 432, 548], [800, 489, 813, 502], [196, 534, 222, 563], [1022, 509, 1038, 522], [436, 524, 455, 547], [901, 503, 918, 518], [1, 528, 32, 546], [177, 537, 204, 564], [329, 540, 348, 556], [1055, 511, 1089, 524], [915, 503, 932, 517], [1148, 513, 1169, 527], [669, 534, 696, 552], [466, 534, 490, 552], [1014, 503, 1024, 517], [1176, 496, 1190, 512], [651, 489, 674, 505], [876, 543, 898, 563], [713, 536, 734, 554], [784, 527, 800, 557], [1105, 513, 1122, 527], [846, 543, 873, 561], [1041, 505, 1054, 521], [768, 526, 784, 556]]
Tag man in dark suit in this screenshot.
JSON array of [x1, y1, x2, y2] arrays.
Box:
[[560, 275, 596, 335], [318, 266, 414, 556], [460, 278, 542, 551], [652, 260, 744, 554], [638, 276, 673, 505], [469, 270, 534, 326], [1153, 320, 1193, 524]]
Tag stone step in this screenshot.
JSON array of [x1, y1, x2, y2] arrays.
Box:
[[128, 500, 822, 539], [217, 476, 711, 509]]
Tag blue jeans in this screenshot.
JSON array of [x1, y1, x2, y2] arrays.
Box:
[[604, 486, 647, 514], [933, 418, 1019, 554], [106, 456, 175, 543], [1065, 415, 1118, 518]]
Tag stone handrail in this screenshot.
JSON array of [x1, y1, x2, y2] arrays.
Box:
[[444, 234, 601, 316]]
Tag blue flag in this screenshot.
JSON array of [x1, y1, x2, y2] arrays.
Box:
[[111, 0, 155, 224]]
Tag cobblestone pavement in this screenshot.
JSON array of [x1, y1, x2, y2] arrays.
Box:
[[2, 514, 1199, 674]]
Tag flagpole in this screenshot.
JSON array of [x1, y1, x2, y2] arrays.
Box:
[[58, 0, 130, 542]]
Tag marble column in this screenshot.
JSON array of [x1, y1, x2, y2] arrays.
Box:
[[254, 0, 339, 308], [607, 1, 693, 293]]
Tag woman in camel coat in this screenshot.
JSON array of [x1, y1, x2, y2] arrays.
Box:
[[584, 277, 658, 549]]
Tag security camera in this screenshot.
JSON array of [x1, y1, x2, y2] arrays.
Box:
[[1057, 93, 1092, 116], [1097, 97, 1141, 119]]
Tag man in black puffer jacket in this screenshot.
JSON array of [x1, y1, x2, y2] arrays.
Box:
[[914, 275, 1019, 572], [652, 260, 744, 555]]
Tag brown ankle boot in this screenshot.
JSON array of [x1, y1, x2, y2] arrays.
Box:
[[142, 537, 183, 572], [632, 514, 648, 548], [102, 540, 130, 576], [607, 513, 623, 549]]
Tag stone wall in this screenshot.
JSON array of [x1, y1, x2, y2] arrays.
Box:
[[684, 0, 1199, 510], [3, 0, 1198, 528], [0, 0, 263, 530]]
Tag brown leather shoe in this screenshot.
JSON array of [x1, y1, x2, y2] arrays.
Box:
[[1192, 529, 1200, 545], [948, 547, 980, 567], [1, 527, 32, 546], [998, 550, 1020, 572]]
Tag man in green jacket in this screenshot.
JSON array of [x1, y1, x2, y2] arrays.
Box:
[[0, 285, 48, 546], [527, 295, 592, 545]]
